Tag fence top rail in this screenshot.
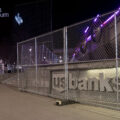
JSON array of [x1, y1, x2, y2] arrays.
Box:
[[67, 9, 116, 28], [17, 9, 116, 45], [17, 27, 63, 44]]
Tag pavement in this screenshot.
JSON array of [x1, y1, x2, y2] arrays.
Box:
[[0, 84, 120, 120]]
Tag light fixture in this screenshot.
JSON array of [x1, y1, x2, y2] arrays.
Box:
[[29, 48, 32, 52], [15, 13, 23, 25]]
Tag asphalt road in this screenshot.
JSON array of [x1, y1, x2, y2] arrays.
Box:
[[0, 84, 120, 120]]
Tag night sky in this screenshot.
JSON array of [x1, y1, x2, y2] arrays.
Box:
[[0, 0, 120, 63], [53, 0, 119, 28], [1, 0, 120, 34], [0, 0, 120, 36]]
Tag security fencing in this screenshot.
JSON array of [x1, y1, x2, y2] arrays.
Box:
[[0, 64, 4, 74], [17, 8, 120, 110]]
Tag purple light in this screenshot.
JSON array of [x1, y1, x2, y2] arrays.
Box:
[[100, 24, 103, 28], [94, 14, 100, 22], [101, 9, 120, 27], [115, 10, 119, 15], [102, 14, 114, 26], [97, 14, 100, 17], [86, 9, 120, 43], [84, 26, 89, 33], [73, 53, 75, 57], [72, 7, 120, 58], [86, 35, 92, 43]]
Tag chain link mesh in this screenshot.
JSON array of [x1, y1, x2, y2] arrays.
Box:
[[17, 10, 120, 110]]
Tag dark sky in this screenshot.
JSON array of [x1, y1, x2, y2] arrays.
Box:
[[0, 0, 120, 35], [1, 0, 120, 30], [52, 0, 120, 29], [0, 0, 120, 62]]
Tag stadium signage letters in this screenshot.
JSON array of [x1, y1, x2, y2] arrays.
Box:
[[0, 8, 9, 18], [52, 72, 118, 92]]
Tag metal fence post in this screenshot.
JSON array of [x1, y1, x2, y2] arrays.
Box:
[[64, 27, 69, 100], [17, 43, 20, 89], [114, 13, 119, 103], [35, 37, 38, 91]]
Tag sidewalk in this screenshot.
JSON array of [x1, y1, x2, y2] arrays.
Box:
[[0, 84, 120, 120]]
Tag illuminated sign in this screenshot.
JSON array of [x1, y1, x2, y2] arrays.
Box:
[[15, 13, 23, 25], [52, 68, 119, 93], [0, 8, 9, 18]]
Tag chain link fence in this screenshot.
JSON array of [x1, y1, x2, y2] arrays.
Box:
[[17, 8, 120, 110]]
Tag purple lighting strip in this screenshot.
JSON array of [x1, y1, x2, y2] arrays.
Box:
[[86, 8, 120, 42], [73, 7, 120, 57], [101, 9, 120, 27], [84, 26, 89, 33], [94, 14, 100, 22], [84, 14, 99, 34], [86, 35, 92, 42]]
